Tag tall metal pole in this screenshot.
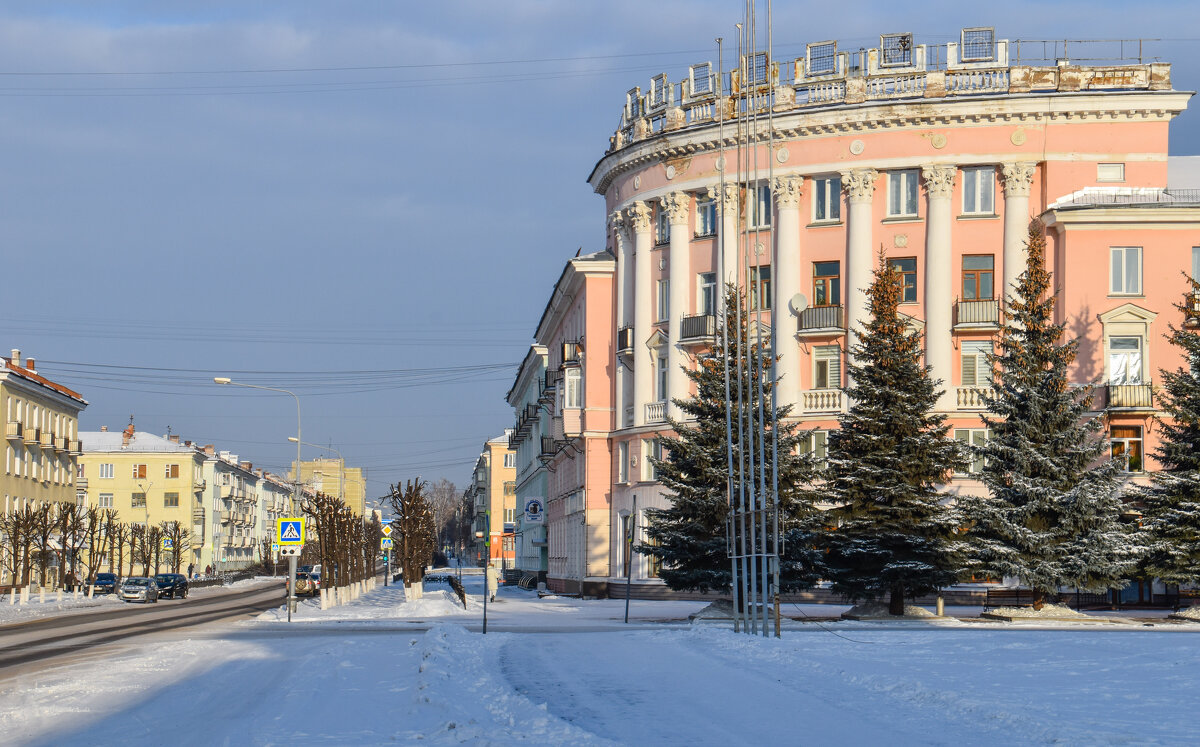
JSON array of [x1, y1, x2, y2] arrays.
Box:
[[767, 0, 782, 639]]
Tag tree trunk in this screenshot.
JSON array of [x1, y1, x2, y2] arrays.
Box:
[[1032, 589, 1046, 611], [888, 583, 905, 616]]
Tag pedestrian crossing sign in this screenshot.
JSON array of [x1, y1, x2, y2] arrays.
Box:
[[277, 518, 305, 546], [162, 537, 174, 549], [381, 537, 393, 549]]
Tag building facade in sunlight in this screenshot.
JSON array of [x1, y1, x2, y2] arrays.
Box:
[[465, 432, 516, 570]]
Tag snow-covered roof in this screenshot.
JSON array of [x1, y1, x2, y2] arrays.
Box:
[[80, 431, 196, 453]]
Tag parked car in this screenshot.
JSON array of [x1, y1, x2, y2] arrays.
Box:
[[90, 572, 119, 595], [299, 564, 322, 589], [119, 577, 159, 604], [154, 573, 189, 599], [293, 571, 317, 597]]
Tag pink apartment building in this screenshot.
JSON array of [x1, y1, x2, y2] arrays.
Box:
[[525, 31, 1200, 598]]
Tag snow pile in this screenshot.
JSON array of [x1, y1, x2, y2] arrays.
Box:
[[0, 590, 123, 624], [842, 601, 939, 619], [398, 588, 476, 617], [1172, 605, 1200, 621], [987, 603, 1089, 619]]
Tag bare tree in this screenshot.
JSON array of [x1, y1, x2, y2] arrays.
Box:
[[427, 478, 460, 551], [389, 480, 436, 593], [159, 521, 190, 573], [78, 508, 105, 585], [30, 504, 55, 587], [0, 505, 35, 588]]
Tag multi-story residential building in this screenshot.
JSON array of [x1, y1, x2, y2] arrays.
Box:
[[557, 30, 1195, 597], [293, 458, 367, 515], [506, 345, 550, 585], [2, 350, 87, 518], [466, 432, 517, 569]]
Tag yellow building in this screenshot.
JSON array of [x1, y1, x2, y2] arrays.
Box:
[[467, 431, 516, 568], [292, 458, 367, 515], [79, 423, 207, 571], [2, 349, 87, 516]]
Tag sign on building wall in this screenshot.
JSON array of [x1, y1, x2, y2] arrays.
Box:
[[524, 498, 545, 524]]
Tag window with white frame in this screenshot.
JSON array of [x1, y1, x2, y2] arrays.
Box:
[[503, 452, 516, 469], [656, 354, 668, 402], [954, 428, 989, 474], [132, 464, 147, 479], [643, 517, 661, 578], [657, 279, 670, 322], [813, 345, 841, 389], [1192, 246, 1199, 281], [643, 438, 662, 482], [1110, 247, 1142, 295], [617, 441, 628, 483], [132, 492, 146, 509], [962, 166, 995, 214], [698, 272, 717, 315], [655, 206, 670, 245], [889, 257, 917, 303], [887, 169, 919, 217], [564, 367, 582, 408], [695, 196, 716, 237], [504, 508, 516, 524], [1097, 163, 1125, 182], [746, 182, 772, 228], [1110, 426, 1144, 472], [98, 463, 114, 479], [99, 493, 114, 508], [750, 266, 771, 310], [1109, 336, 1144, 384], [620, 513, 633, 576], [813, 175, 841, 222], [800, 430, 828, 468], [961, 341, 992, 387], [165, 463, 179, 479]]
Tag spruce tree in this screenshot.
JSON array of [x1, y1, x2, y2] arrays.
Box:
[[962, 219, 1136, 607], [642, 285, 821, 594], [822, 252, 965, 616], [1138, 277, 1200, 585]]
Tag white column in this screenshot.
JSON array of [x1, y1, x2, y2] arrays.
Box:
[[840, 169, 878, 355], [1001, 162, 1037, 300], [922, 164, 956, 411], [611, 210, 633, 429], [663, 192, 691, 421], [712, 183, 740, 285], [772, 175, 803, 411], [627, 202, 654, 427]]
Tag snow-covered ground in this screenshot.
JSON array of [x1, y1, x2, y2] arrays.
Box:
[[2, 577, 1198, 745]]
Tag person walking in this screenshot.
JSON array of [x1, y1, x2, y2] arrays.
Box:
[[187, 562, 195, 579]]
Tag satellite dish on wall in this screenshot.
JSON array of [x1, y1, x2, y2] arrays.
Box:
[[790, 293, 809, 314]]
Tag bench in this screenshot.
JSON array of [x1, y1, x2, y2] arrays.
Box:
[[1174, 589, 1200, 612]]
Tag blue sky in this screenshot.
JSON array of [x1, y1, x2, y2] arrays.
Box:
[[2, 2, 1197, 502]]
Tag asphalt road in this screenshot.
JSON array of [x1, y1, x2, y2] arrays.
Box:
[[0, 583, 286, 673]]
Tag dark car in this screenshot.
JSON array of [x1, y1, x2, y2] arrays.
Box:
[[154, 573, 189, 599], [91, 572, 119, 594]]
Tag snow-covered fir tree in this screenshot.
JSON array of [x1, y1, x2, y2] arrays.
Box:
[[641, 286, 822, 594], [961, 219, 1137, 607], [821, 253, 965, 616], [1138, 277, 1200, 585]]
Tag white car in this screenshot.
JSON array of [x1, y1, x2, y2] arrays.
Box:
[[119, 577, 159, 603]]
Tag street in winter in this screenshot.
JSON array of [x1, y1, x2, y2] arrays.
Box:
[[5, 2, 1200, 745]]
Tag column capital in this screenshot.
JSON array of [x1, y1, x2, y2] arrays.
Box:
[[708, 183, 740, 215], [839, 168, 878, 203], [661, 191, 690, 225], [771, 174, 804, 209], [1001, 161, 1037, 197], [624, 201, 652, 232], [921, 164, 957, 199], [608, 209, 626, 238]]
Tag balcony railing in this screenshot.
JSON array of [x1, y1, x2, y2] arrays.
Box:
[[802, 388, 845, 414], [540, 435, 557, 457], [617, 326, 634, 353], [1107, 382, 1154, 409], [54, 435, 68, 452], [39, 431, 54, 448], [645, 401, 667, 423], [5, 422, 21, 441], [24, 427, 39, 445], [69, 439, 83, 455], [798, 305, 844, 333], [680, 314, 716, 341], [955, 299, 1001, 327], [956, 386, 994, 410]]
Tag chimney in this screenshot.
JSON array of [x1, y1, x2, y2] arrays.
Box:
[[25, 358, 34, 373], [168, 435, 180, 444], [204, 444, 215, 455], [9, 349, 19, 367], [121, 421, 135, 447], [184, 440, 193, 447], [240, 461, 252, 472], [100, 425, 108, 432]]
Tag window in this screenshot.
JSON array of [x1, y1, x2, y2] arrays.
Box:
[[657, 280, 670, 322], [503, 452, 516, 469], [132, 492, 147, 509], [890, 258, 917, 303], [1098, 163, 1125, 182], [132, 464, 147, 479], [98, 463, 114, 479], [1110, 247, 1142, 295], [1194, 246, 1200, 281], [503, 508, 516, 524], [99, 493, 114, 508], [954, 429, 990, 474], [503, 481, 516, 496], [655, 206, 670, 245], [620, 513, 633, 576], [962, 167, 995, 214], [747, 182, 772, 228], [564, 367, 582, 408], [617, 441, 629, 483], [698, 273, 717, 315], [643, 439, 661, 482], [813, 261, 841, 307], [962, 256, 995, 300], [1111, 426, 1143, 472], [690, 62, 712, 95], [887, 170, 919, 217], [695, 196, 716, 237], [165, 464, 179, 479], [77, 464, 85, 478], [814, 346, 841, 389], [800, 431, 828, 468], [961, 341, 992, 387], [750, 266, 771, 310], [164, 492, 179, 508], [644, 523, 661, 578], [1109, 337, 1143, 384], [656, 354, 668, 402], [813, 176, 841, 222]]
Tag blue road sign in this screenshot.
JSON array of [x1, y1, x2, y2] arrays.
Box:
[[381, 537, 394, 549], [277, 518, 305, 546]]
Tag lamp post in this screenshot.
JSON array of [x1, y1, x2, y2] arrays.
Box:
[[214, 377, 301, 621]]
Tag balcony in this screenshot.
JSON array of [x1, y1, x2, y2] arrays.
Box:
[[24, 427, 39, 446], [540, 435, 557, 458], [617, 326, 634, 354], [39, 430, 54, 448], [956, 386, 994, 410], [76, 477, 88, 490], [680, 314, 716, 344], [955, 299, 1001, 329], [220, 511, 233, 524], [797, 306, 844, 336], [645, 401, 667, 424], [561, 340, 582, 366], [802, 388, 845, 414], [5, 422, 22, 441], [54, 435, 68, 452], [1107, 382, 1154, 410], [193, 480, 207, 492], [69, 439, 82, 455]]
